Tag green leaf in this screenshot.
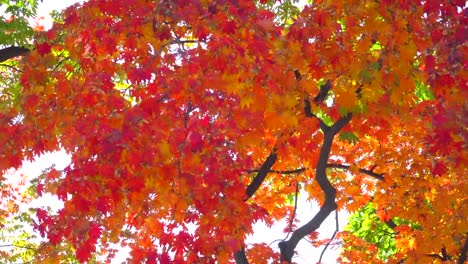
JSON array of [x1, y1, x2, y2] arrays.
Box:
[[414, 81, 434, 102], [344, 203, 398, 260], [339, 131, 359, 144]]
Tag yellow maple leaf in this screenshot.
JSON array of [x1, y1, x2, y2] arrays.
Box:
[[336, 88, 358, 109], [240, 95, 254, 109], [159, 141, 171, 164]]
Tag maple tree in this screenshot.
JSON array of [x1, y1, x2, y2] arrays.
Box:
[[0, 0, 38, 228], [0, 1, 85, 262], [1, 0, 467, 263]]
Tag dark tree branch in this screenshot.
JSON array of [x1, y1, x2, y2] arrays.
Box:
[[247, 162, 383, 181], [278, 114, 352, 263], [294, 68, 330, 130], [294, 69, 331, 105], [385, 219, 397, 229], [234, 153, 278, 264], [246, 167, 306, 175], [234, 247, 249, 264], [426, 245, 459, 262], [426, 253, 449, 261], [303, 98, 328, 131], [0, 63, 23, 72], [304, 98, 314, 117], [294, 69, 302, 80], [0, 46, 30, 62], [284, 182, 300, 241], [244, 150, 277, 200], [329, 114, 352, 134], [327, 163, 384, 181], [318, 210, 339, 263], [441, 246, 450, 260], [268, 183, 300, 247], [458, 233, 468, 264], [314, 80, 331, 103]]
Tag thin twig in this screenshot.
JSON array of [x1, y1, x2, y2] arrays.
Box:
[[284, 182, 300, 241], [327, 163, 384, 181], [247, 167, 306, 175], [246, 163, 384, 181], [0, 244, 36, 250], [318, 210, 339, 263], [50, 55, 71, 74], [268, 182, 301, 247], [0, 63, 23, 73]]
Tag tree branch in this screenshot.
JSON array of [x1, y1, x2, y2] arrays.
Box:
[[246, 167, 306, 175], [304, 98, 328, 130], [0, 243, 36, 250], [0, 46, 30, 62], [295, 69, 330, 130], [284, 182, 300, 240], [327, 163, 384, 181], [278, 114, 352, 263], [0, 63, 23, 72], [385, 219, 397, 229], [426, 253, 449, 261], [234, 247, 249, 264], [268, 183, 300, 247], [247, 162, 383, 181], [457, 233, 467, 264], [234, 152, 278, 264], [314, 80, 331, 103], [244, 150, 277, 200], [318, 210, 339, 263]]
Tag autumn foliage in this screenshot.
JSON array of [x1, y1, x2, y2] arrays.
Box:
[[0, 0, 467, 263]]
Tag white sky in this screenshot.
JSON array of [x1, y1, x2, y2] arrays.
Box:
[[36, 0, 85, 30], [5, 0, 347, 263]]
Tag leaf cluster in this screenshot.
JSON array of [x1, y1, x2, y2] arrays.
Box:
[[0, 0, 40, 47]]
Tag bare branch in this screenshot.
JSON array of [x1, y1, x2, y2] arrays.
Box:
[[0, 46, 30, 62], [295, 70, 330, 130], [304, 98, 328, 130], [284, 182, 300, 241], [314, 80, 331, 103], [318, 210, 339, 263], [426, 253, 449, 261], [294, 69, 302, 80], [268, 183, 300, 247], [249, 162, 384, 181], [247, 167, 306, 175], [385, 219, 397, 229], [245, 150, 277, 200], [327, 163, 384, 181], [50, 55, 71, 74], [0, 63, 23, 72]]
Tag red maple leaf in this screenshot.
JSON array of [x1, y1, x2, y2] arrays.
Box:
[[432, 161, 447, 177], [36, 41, 52, 55]]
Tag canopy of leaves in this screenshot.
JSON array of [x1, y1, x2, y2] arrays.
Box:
[[0, 0, 41, 47], [0, 0, 42, 127], [343, 203, 403, 261], [0, 0, 466, 263]]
